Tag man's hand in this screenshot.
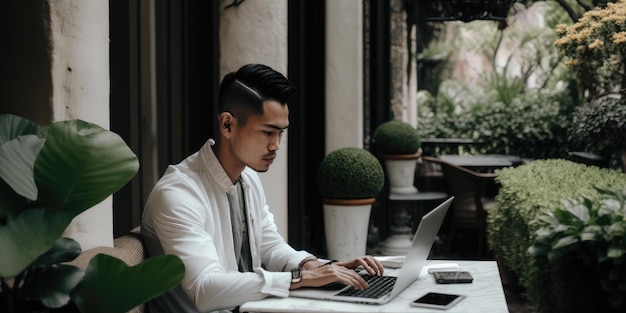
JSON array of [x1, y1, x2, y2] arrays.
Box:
[[335, 255, 384, 276], [290, 256, 384, 290]]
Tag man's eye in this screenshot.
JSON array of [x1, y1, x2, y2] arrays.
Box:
[[263, 131, 273, 136]]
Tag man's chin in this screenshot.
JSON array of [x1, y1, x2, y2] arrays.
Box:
[[250, 165, 270, 173]]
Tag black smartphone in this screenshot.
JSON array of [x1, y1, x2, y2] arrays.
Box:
[[432, 271, 473, 284], [410, 292, 466, 309]]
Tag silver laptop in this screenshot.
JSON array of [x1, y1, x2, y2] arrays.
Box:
[[289, 197, 454, 305]]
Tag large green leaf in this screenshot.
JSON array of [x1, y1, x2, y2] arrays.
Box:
[[0, 114, 45, 201], [0, 118, 139, 278], [0, 114, 41, 144], [33, 237, 83, 268], [0, 135, 45, 201], [0, 208, 73, 277], [35, 120, 139, 214], [29, 264, 85, 308], [0, 177, 29, 224], [72, 254, 185, 313]]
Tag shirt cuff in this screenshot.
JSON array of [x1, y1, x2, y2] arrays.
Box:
[[255, 268, 292, 298]]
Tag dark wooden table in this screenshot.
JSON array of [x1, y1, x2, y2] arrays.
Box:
[[440, 154, 521, 172]]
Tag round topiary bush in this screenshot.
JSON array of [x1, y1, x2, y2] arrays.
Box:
[[317, 147, 384, 200], [568, 96, 626, 168], [372, 120, 420, 155]]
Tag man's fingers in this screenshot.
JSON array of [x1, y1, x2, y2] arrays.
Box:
[[343, 270, 368, 289], [353, 256, 384, 276], [368, 257, 384, 275], [301, 257, 385, 290], [326, 264, 369, 289]]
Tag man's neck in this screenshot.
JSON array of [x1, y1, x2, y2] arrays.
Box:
[[212, 140, 244, 184]]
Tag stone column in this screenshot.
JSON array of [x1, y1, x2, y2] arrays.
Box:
[[389, 0, 417, 127], [383, 0, 419, 255], [220, 0, 289, 237], [325, 1, 364, 152], [49, 1, 113, 250]]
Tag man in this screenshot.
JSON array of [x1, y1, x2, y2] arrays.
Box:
[[141, 64, 384, 313]]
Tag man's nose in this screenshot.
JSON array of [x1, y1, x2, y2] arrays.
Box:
[[268, 134, 281, 151]]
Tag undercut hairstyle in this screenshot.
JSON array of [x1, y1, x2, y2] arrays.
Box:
[[218, 64, 296, 124]]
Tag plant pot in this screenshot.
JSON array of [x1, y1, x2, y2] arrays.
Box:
[[381, 152, 421, 195], [323, 198, 375, 260]]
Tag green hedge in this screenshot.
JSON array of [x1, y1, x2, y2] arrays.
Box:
[[487, 159, 626, 311], [418, 90, 574, 159]]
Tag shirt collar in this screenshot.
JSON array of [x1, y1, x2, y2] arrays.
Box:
[[199, 139, 238, 194]]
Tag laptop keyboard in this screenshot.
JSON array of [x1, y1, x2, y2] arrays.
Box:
[[336, 275, 397, 299]]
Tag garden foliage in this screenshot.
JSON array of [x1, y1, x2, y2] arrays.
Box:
[[555, 0, 626, 100], [529, 188, 626, 311], [487, 159, 626, 312], [417, 5, 577, 160], [419, 89, 574, 159]]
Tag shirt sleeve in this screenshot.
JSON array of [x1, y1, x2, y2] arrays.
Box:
[[256, 203, 314, 272]]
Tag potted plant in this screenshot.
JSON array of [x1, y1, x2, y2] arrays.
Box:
[[528, 188, 626, 313], [317, 147, 385, 260], [0, 114, 184, 313], [372, 120, 421, 194]]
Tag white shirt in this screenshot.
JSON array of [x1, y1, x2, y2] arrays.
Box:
[[141, 139, 313, 313]]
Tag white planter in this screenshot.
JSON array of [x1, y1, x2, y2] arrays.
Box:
[[380, 234, 414, 256], [384, 157, 419, 194], [323, 199, 374, 261]]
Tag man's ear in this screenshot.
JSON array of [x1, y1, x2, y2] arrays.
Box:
[[219, 112, 234, 137]]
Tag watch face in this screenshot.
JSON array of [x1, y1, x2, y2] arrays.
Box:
[[291, 268, 302, 282]]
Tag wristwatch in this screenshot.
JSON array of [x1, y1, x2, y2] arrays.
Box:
[[291, 268, 303, 283]]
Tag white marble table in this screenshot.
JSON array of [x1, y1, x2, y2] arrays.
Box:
[[240, 260, 509, 313]]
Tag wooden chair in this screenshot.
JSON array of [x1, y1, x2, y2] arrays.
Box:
[[421, 156, 497, 259]]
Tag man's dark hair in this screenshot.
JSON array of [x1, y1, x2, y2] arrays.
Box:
[[218, 64, 296, 124]]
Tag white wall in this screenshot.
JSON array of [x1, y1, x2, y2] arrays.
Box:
[[220, 0, 289, 238], [49, 1, 113, 250], [325, 1, 364, 152]]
